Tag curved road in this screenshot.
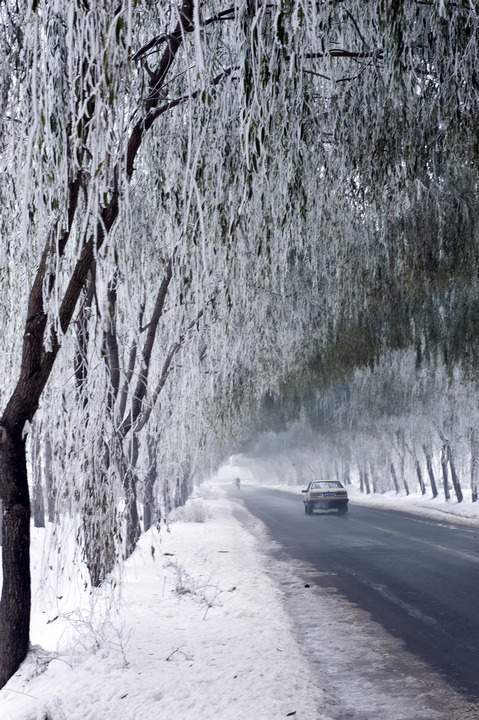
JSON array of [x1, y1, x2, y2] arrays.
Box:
[[237, 484, 479, 702]]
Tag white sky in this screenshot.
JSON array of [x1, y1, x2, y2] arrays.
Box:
[[0, 479, 478, 719]]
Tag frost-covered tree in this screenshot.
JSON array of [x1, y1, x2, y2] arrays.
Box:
[[1, 0, 479, 688]]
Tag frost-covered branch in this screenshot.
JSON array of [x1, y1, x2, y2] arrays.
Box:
[[132, 308, 206, 435]]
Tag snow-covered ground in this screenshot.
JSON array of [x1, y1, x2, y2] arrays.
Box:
[[1, 480, 479, 720]]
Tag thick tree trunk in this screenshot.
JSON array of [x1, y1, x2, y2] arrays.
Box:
[[0, 429, 31, 688]]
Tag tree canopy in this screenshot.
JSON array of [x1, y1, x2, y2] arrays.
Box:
[[0, 0, 478, 688]]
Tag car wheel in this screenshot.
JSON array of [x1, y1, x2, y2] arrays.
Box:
[[304, 503, 308, 514]]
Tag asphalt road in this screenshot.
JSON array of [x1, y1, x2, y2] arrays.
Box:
[[237, 484, 479, 702]]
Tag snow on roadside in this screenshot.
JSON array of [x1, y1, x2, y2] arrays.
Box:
[[347, 484, 479, 524], [2, 479, 479, 720], [0, 487, 323, 720]]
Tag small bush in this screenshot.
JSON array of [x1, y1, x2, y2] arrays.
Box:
[[170, 499, 208, 524]]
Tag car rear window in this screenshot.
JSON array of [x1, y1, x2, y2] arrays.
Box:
[[311, 481, 343, 489]]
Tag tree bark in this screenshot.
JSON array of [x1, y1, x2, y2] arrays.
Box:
[[32, 430, 45, 529], [415, 459, 426, 496], [449, 451, 463, 503], [123, 437, 141, 560], [81, 449, 118, 589], [398, 439, 409, 495], [143, 435, 159, 533], [0, 428, 31, 688], [471, 432, 478, 503], [43, 435, 55, 524], [362, 469, 371, 494], [441, 442, 451, 501], [390, 462, 400, 494], [423, 445, 438, 499]]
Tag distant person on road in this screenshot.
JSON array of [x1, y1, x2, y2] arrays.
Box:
[[235, 477, 241, 489]]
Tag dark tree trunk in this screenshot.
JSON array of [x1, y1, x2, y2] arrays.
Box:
[[362, 469, 371, 494], [123, 436, 141, 560], [82, 465, 118, 589], [32, 476, 45, 529], [441, 443, 451, 501], [449, 452, 463, 503], [399, 451, 409, 496], [43, 436, 55, 524], [415, 459, 426, 496], [390, 462, 400, 493], [423, 445, 438, 499], [0, 429, 31, 688], [32, 430, 45, 529], [472, 461, 478, 503], [343, 463, 351, 486], [124, 468, 141, 560], [469, 428, 478, 502], [143, 486, 153, 533], [143, 438, 158, 533]]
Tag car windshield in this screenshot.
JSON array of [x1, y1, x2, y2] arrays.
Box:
[[310, 481, 343, 489]]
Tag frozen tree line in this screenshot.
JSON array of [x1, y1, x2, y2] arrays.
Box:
[[0, 0, 478, 688], [240, 349, 479, 503]]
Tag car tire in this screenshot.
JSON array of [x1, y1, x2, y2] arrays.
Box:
[[304, 503, 308, 514]]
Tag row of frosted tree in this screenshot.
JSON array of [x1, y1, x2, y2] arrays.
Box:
[[1, 0, 478, 688], [242, 349, 479, 505]]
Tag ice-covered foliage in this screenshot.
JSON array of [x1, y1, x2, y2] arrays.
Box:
[[241, 349, 479, 502], [1, 0, 479, 587]]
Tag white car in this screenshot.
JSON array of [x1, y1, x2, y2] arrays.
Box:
[[302, 480, 349, 515]]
